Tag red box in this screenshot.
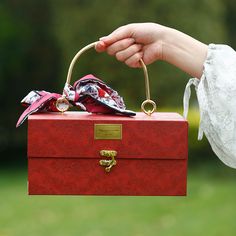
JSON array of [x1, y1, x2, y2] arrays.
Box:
[[27, 111, 188, 196]]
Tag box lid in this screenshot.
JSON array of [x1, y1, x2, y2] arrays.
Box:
[[28, 112, 188, 160]]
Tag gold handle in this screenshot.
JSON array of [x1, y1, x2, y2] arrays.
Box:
[[99, 150, 117, 173], [56, 41, 156, 115], [139, 59, 156, 115], [66, 42, 98, 85]]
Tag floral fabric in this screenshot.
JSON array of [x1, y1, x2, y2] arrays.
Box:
[[16, 74, 135, 127]]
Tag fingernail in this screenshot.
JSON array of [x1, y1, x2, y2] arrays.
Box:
[[97, 41, 105, 47]]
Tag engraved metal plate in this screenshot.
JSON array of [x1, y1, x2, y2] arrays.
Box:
[[94, 124, 122, 140]]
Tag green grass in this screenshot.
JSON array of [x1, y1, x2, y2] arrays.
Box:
[[0, 165, 236, 236]]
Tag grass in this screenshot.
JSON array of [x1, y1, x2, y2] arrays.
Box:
[[0, 164, 236, 236]]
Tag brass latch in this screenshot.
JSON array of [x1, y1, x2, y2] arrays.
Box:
[[99, 150, 117, 173]]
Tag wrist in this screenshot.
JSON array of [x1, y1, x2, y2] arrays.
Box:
[[151, 23, 170, 61], [161, 27, 182, 61], [160, 27, 208, 78]]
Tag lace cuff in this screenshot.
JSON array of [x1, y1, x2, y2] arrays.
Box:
[[183, 44, 236, 168]]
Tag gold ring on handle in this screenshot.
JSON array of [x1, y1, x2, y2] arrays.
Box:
[[141, 99, 156, 116], [55, 96, 70, 112]]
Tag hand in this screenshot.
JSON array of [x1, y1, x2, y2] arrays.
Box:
[[96, 23, 167, 68], [96, 22, 208, 78]]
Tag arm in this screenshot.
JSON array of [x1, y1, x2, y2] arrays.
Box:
[[162, 27, 208, 78], [96, 23, 208, 79]]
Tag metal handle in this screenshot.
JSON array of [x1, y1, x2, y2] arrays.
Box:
[[57, 41, 156, 115], [66, 42, 98, 85], [139, 59, 157, 115]]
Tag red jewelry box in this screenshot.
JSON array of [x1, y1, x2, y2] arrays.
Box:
[[27, 111, 188, 196]]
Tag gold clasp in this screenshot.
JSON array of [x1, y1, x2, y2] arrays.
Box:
[[99, 150, 117, 173]]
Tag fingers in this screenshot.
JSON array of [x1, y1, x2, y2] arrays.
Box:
[[125, 52, 143, 68], [96, 23, 143, 67], [96, 24, 135, 53], [96, 40, 143, 67], [100, 25, 133, 45], [115, 44, 142, 62], [107, 38, 135, 56], [95, 41, 106, 52], [96, 36, 134, 54]]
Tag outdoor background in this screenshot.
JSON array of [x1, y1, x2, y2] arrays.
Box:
[[1, 0, 236, 235]]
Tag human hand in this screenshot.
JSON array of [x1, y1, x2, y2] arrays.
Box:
[[96, 22, 207, 78], [96, 23, 167, 68]]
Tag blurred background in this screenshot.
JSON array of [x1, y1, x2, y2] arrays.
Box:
[[1, 0, 236, 235]]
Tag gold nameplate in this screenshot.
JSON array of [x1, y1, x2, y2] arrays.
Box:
[[94, 124, 122, 140]]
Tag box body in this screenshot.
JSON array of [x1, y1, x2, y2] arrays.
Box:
[[28, 112, 188, 196]]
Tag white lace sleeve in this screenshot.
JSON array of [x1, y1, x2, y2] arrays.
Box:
[[183, 44, 236, 169]]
